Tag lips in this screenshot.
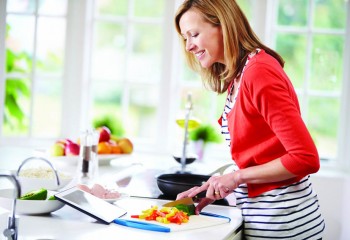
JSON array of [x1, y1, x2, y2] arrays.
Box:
[[195, 50, 205, 60]]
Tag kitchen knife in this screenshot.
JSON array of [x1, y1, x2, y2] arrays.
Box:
[[163, 190, 207, 207], [162, 197, 194, 207]]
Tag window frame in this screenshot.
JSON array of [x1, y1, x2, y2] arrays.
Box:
[[265, 0, 350, 169]]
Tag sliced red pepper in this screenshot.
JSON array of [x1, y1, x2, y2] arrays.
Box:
[[131, 206, 190, 224], [145, 210, 159, 221]]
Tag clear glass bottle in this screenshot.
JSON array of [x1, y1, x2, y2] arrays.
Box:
[[77, 130, 98, 184]]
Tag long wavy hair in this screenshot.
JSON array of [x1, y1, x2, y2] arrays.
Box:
[[175, 0, 285, 94]]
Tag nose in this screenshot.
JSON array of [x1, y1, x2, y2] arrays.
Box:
[[185, 39, 194, 52]]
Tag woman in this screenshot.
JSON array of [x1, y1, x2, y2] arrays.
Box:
[[174, 0, 325, 239]]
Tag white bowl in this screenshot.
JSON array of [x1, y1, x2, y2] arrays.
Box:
[[0, 189, 65, 215], [17, 168, 73, 193], [18, 176, 73, 193]]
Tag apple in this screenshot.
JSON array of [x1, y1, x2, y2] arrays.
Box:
[[96, 126, 111, 143], [50, 142, 65, 156], [117, 138, 133, 154], [65, 141, 80, 156]]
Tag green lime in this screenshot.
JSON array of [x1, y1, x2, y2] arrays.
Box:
[[19, 188, 48, 200], [48, 195, 56, 200], [176, 118, 201, 130]]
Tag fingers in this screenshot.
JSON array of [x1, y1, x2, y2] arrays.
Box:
[[205, 176, 233, 200], [181, 182, 209, 199], [177, 173, 236, 201], [176, 186, 202, 200]]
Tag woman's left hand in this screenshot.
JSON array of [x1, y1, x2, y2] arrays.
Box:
[[184, 172, 240, 201], [204, 172, 239, 199]]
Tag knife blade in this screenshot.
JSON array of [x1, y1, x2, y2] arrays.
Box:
[[162, 197, 194, 207], [162, 190, 207, 207]]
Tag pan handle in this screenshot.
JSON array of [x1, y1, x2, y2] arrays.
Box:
[[209, 164, 233, 176]]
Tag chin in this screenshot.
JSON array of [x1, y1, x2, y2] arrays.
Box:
[[199, 61, 213, 68]]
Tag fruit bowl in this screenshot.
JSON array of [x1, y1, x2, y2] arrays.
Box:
[[0, 189, 65, 215]]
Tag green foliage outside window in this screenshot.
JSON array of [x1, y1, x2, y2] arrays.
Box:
[[3, 24, 31, 132]]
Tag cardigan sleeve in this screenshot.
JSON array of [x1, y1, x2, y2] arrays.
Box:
[[243, 62, 320, 176]]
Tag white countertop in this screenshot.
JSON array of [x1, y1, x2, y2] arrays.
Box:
[[0, 196, 242, 240], [0, 149, 242, 240]]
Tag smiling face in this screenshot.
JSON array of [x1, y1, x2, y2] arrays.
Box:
[[179, 9, 225, 68]]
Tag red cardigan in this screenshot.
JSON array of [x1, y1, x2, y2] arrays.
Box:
[[219, 50, 320, 197]]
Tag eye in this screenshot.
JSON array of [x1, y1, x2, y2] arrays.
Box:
[[191, 33, 199, 38]]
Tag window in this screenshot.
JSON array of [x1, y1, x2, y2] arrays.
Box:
[[89, 0, 166, 144], [0, 0, 349, 168], [0, 0, 67, 143], [267, 0, 349, 164]]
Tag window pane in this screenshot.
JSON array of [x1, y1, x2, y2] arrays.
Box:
[[310, 34, 344, 91], [92, 81, 123, 134], [181, 64, 201, 82], [2, 78, 31, 136], [276, 33, 307, 89], [6, 15, 35, 74], [128, 85, 159, 138], [307, 96, 339, 158], [36, 17, 66, 75], [178, 87, 220, 127], [7, 0, 36, 13], [127, 24, 162, 82], [96, 0, 128, 16], [92, 22, 126, 80], [236, 0, 253, 20], [277, 0, 307, 27], [133, 0, 164, 18], [32, 79, 62, 137], [38, 0, 67, 16], [313, 0, 346, 29]]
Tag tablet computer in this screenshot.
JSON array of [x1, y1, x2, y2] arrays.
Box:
[[55, 186, 127, 224]]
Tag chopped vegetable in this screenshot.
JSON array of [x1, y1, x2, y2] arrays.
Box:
[[174, 204, 195, 216], [131, 206, 189, 225], [48, 195, 56, 200], [19, 188, 47, 200]]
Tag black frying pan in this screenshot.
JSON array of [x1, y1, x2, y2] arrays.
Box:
[[156, 173, 209, 198]]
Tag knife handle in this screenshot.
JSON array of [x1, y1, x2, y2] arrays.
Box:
[[195, 190, 207, 199]]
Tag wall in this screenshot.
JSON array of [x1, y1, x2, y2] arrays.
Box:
[[312, 170, 350, 240]]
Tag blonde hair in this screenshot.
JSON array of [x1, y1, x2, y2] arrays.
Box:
[[175, 0, 284, 94]]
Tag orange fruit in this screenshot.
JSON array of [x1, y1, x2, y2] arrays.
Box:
[[97, 142, 112, 154], [111, 144, 122, 154]]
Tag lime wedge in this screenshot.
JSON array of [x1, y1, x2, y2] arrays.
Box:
[[176, 118, 201, 130], [19, 188, 48, 200], [48, 195, 56, 200]]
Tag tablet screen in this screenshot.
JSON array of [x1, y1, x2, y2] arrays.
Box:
[[55, 187, 127, 224]]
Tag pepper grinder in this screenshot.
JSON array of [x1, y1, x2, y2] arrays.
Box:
[[78, 130, 97, 184]]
